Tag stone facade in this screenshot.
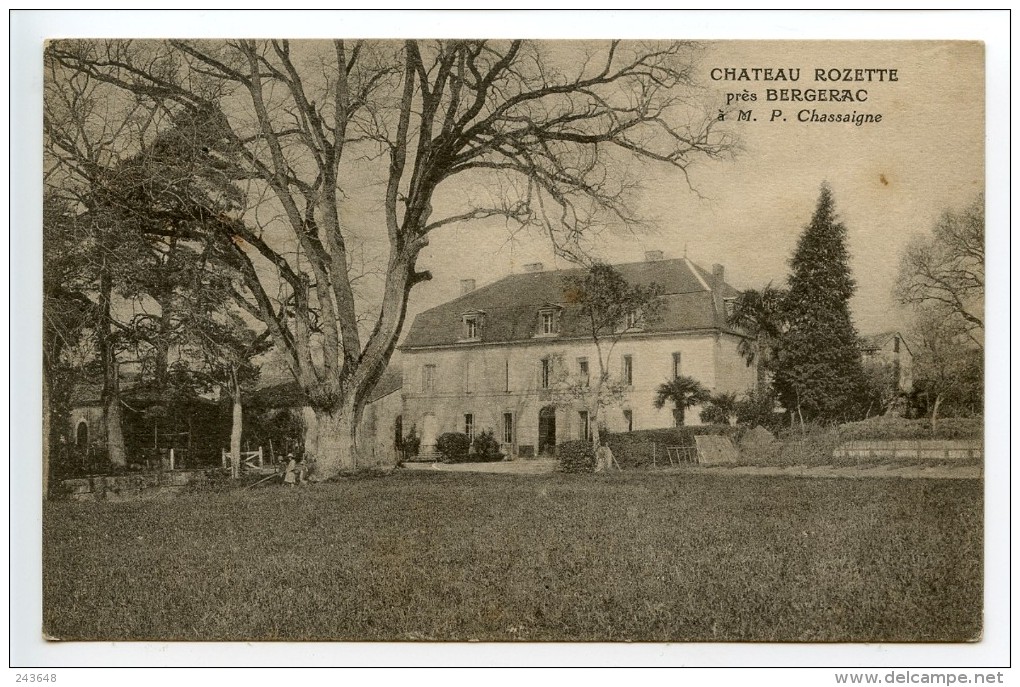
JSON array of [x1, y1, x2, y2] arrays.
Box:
[[399, 257, 756, 457]]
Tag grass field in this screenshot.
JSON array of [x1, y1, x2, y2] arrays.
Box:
[[43, 471, 982, 642]]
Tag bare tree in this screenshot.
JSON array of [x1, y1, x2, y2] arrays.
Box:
[[46, 39, 732, 478], [555, 262, 664, 449], [897, 195, 984, 347]]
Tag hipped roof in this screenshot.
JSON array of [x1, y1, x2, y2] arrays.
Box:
[[401, 257, 741, 350]]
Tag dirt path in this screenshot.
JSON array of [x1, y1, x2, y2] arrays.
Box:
[[402, 460, 981, 479]]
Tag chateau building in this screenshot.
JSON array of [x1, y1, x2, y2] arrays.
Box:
[[398, 254, 756, 458]]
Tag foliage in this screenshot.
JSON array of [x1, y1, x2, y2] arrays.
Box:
[[896, 194, 984, 346], [700, 391, 739, 425], [557, 262, 666, 444], [860, 358, 901, 418], [436, 432, 472, 463], [470, 429, 503, 462], [557, 440, 596, 473], [44, 473, 981, 641], [653, 375, 710, 426], [908, 305, 983, 424], [242, 409, 306, 459], [735, 387, 785, 430], [774, 184, 868, 422], [837, 416, 982, 441], [398, 424, 421, 459], [45, 39, 732, 476], [727, 283, 787, 384]]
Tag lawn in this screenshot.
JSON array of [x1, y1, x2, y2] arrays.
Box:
[[43, 471, 982, 642]]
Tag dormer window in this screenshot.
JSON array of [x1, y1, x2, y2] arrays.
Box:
[[542, 311, 555, 334], [460, 310, 485, 341], [626, 310, 639, 329], [535, 305, 561, 337], [724, 298, 736, 319]]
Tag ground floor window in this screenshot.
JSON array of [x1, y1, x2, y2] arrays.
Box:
[[464, 413, 475, 440], [503, 412, 514, 444], [578, 411, 590, 441]]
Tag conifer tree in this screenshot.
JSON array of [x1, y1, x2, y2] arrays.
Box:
[[774, 184, 866, 423]]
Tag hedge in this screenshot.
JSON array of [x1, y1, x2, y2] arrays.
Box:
[[836, 417, 982, 441], [558, 440, 595, 473]]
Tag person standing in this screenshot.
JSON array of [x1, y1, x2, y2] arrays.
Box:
[[283, 453, 298, 486]]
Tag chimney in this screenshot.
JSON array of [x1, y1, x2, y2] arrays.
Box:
[[711, 263, 726, 323], [523, 262, 544, 273], [460, 279, 476, 295], [644, 250, 664, 262]]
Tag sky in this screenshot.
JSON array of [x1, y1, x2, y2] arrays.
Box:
[[409, 40, 985, 340]]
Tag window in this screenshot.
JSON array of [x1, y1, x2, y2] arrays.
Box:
[[623, 409, 633, 432], [465, 317, 478, 339], [672, 352, 682, 380], [578, 411, 590, 441], [422, 364, 436, 392], [577, 357, 589, 386], [540, 357, 552, 389], [623, 354, 633, 386], [464, 413, 475, 440], [626, 310, 639, 329], [541, 311, 556, 335], [503, 412, 514, 444]]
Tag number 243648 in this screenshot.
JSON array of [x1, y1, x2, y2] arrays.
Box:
[[15, 676, 56, 683]]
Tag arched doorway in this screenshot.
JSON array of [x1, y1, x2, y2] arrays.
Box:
[[538, 405, 557, 455], [75, 421, 89, 448]]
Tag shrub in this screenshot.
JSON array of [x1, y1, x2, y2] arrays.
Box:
[[436, 432, 471, 463], [558, 440, 595, 473], [471, 429, 503, 462], [399, 425, 421, 460]]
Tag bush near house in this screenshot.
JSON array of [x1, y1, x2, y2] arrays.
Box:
[[436, 432, 472, 463], [558, 441, 596, 473], [470, 430, 504, 463]]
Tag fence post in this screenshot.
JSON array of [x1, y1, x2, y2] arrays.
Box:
[[258, 446, 264, 467], [169, 448, 175, 471]]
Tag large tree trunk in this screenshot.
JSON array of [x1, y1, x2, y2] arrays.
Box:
[[311, 406, 360, 479]]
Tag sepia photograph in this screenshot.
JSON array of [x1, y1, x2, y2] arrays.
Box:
[[12, 9, 1008, 673]]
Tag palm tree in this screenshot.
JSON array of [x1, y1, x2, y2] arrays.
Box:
[[654, 376, 711, 427], [727, 284, 787, 390]]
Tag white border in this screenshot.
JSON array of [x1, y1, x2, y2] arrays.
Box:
[[8, 9, 1012, 674]]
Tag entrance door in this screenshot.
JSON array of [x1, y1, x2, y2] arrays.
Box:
[[538, 406, 557, 455]]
